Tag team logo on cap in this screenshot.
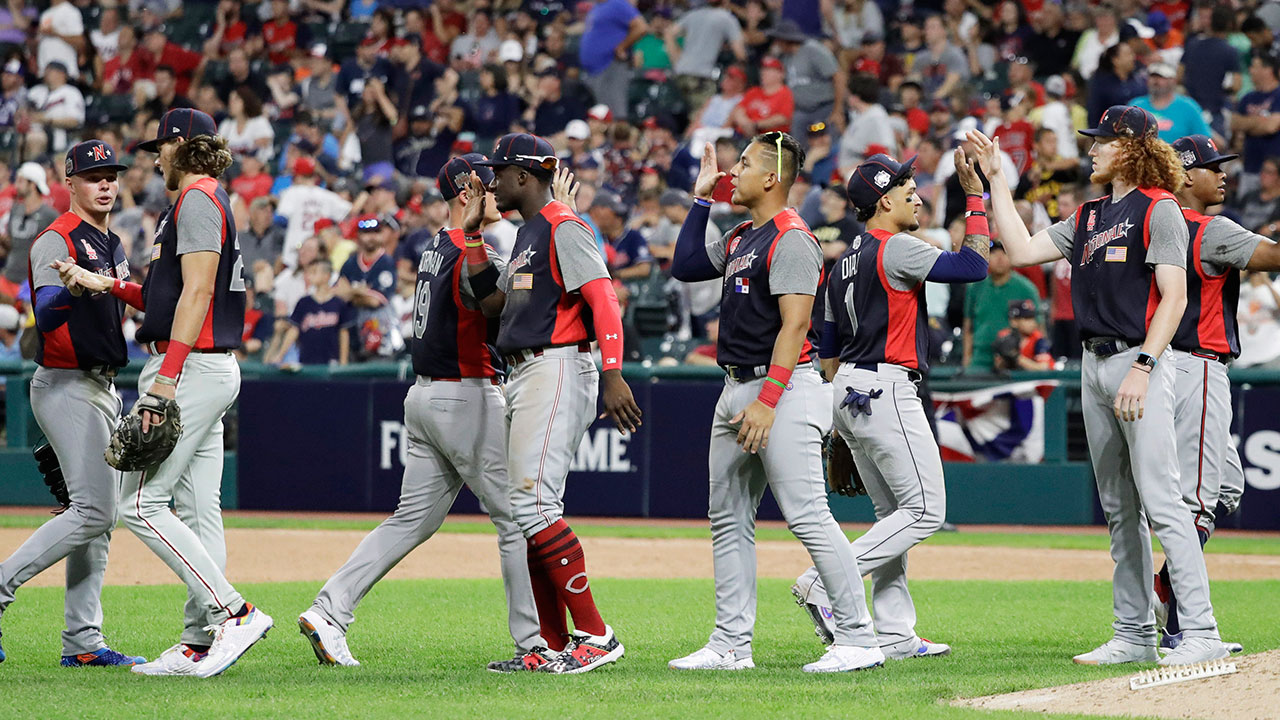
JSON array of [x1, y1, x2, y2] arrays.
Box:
[[64, 156, 73, 176], [91, 145, 109, 161], [1179, 150, 1197, 168], [873, 171, 891, 188], [454, 172, 469, 191]]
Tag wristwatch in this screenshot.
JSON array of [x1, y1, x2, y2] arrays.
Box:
[[1134, 352, 1157, 371]]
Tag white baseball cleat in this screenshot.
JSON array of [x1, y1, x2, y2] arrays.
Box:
[[1157, 637, 1229, 666], [298, 610, 360, 666], [131, 644, 205, 676], [802, 645, 885, 673], [194, 603, 274, 678], [1072, 638, 1159, 665], [883, 637, 952, 660], [668, 647, 755, 671]]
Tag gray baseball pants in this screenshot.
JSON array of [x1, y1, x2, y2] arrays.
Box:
[[1171, 350, 1243, 534]]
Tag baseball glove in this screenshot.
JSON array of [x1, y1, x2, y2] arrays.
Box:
[[992, 329, 1022, 369], [105, 392, 184, 471], [33, 441, 70, 515], [823, 432, 866, 497]]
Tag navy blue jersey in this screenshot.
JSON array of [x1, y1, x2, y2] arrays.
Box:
[[339, 250, 397, 304], [289, 294, 354, 364], [825, 229, 930, 370], [1174, 210, 1240, 357], [138, 178, 247, 349], [717, 209, 821, 368], [411, 228, 502, 378], [1069, 188, 1174, 343], [28, 213, 130, 369]]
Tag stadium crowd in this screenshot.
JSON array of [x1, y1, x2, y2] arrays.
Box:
[[2, 0, 1280, 370]]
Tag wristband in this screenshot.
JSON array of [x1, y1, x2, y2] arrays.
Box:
[[964, 195, 989, 237], [470, 263, 500, 299], [965, 195, 985, 213], [1134, 351, 1157, 370], [157, 340, 193, 382], [464, 231, 484, 248], [693, 197, 712, 207], [756, 364, 793, 409], [153, 375, 178, 386]]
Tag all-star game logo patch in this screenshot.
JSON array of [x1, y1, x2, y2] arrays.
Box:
[[873, 170, 891, 188], [1180, 150, 1197, 168]]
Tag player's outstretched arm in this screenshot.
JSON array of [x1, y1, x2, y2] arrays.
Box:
[[1247, 236, 1280, 270], [966, 130, 1065, 267], [671, 143, 727, 283], [580, 276, 643, 433], [461, 171, 506, 317]]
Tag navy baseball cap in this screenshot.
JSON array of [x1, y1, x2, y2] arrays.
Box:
[[846, 154, 916, 210], [1079, 105, 1157, 140], [475, 133, 558, 174], [434, 153, 495, 200], [65, 139, 128, 177], [138, 108, 218, 152], [1172, 134, 1238, 170], [1009, 298, 1037, 318]]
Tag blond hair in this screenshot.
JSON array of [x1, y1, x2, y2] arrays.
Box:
[[172, 135, 234, 180]]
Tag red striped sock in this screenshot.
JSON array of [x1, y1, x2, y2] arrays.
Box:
[[526, 550, 570, 651], [529, 520, 606, 638]]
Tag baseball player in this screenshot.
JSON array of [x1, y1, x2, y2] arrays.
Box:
[[87, 109, 271, 677], [0, 140, 145, 667], [298, 153, 541, 672], [1152, 134, 1280, 650], [791, 151, 991, 660], [463, 132, 642, 674], [969, 106, 1229, 667], [667, 133, 880, 673]]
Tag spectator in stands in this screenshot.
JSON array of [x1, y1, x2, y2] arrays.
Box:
[[1236, 270, 1280, 368], [728, 56, 792, 137], [337, 36, 396, 116], [91, 7, 122, 65], [394, 189, 447, 283], [963, 243, 1040, 371], [219, 86, 274, 163], [769, 18, 843, 142], [667, 0, 745, 113], [684, 317, 719, 366], [1181, 6, 1239, 134], [393, 36, 442, 133], [1015, 127, 1078, 222], [837, 73, 894, 176], [918, 13, 969, 100], [267, 258, 353, 366], [241, 196, 286, 274], [579, 0, 648, 120], [26, 61, 83, 155], [0, 303, 19, 361], [1241, 16, 1276, 70], [1005, 56, 1045, 108], [590, 191, 653, 280], [139, 64, 196, 120], [338, 215, 400, 358], [992, 93, 1036, 176], [0, 58, 24, 128], [531, 68, 585, 138], [292, 111, 340, 173], [103, 26, 148, 96], [267, 234, 317, 362], [1233, 52, 1280, 197], [1048, 256, 1078, 359], [1027, 2, 1079, 79], [0, 1, 35, 62], [852, 31, 901, 89], [469, 64, 521, 151], [687, 66, 745, 146], [1129, 63, 1211, 143], [205, 0, 257, 59], [831, 0, 884, 64], [3, 163, 56, 287], [991, 0, 1034, 62], [451, 10, 500, 68], [1086, 42, 1144, 124], [140, 26, 204, 97], [215, 47, 270, 105], [353, 77, 399, 185], [809, 182, 858, 272], [278, 157, 353, 268], [298, 45, 339, 129], [992, 299, 1053, 371], [1143, 10, 1182, 67], [36, 0, 82, 79], [230, 154, 272, 204], [1231, 157, 1280, 235]]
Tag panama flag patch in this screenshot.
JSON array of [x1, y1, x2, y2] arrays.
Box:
[[735, 277, 750, 294], [1105, 246, 1127, 263]]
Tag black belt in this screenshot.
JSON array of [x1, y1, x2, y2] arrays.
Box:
[[852, 361, 923, 383], [1083, 337, 1140, 357], [88, 365, 118, 379], [503, 341, 592, 367], [1190, 348, 1231, 365], [721, 362, 811, 382]]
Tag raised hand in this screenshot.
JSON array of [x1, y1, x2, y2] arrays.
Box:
[[693, 142, 726, 199], [964, 130, 1002, 183], [552, 164, 581, 211], [462, 171, 488, 233], [954, 146, 984, 196]]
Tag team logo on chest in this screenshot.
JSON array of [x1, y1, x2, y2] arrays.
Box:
[[1081, 218, 1134, 265], [725, 249, 758, 277], [510, 247, 538, 272], [1086, 209, 1096, 232], [79, 239, 98, 261], [729, 236, 742, 254]]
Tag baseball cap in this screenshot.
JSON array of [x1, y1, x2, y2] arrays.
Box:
[[435, 153, 495, 200], [1008, 298, 1037, 319], [45, 61, 69, 76], [0, 304, 19, 332], [761, 56, 784, 72], [1172, 134, 1238, 170], [475, 133, 558, 174], [846, 153, 916, 211], [499, 38, 523, 63], [659, 188, 691, 208], [293, 156, 317, 177], [3, 59, 21, 75], [723, 65, 746, 82], [409, 104, 430, 121], [587, 104, 613, 123], [309, 43, 328, 59], [1079, 105, 1157, 139], [1146, 9, 1171, 35], [138, 108, 218, 152], [1044, 74, 1067, 97], [1147, 61, 1176, 79], [17, 162, 49, 196], [565, 119, 590, 140], [65, 139, 128, 177], [590, 190, 629, 216]]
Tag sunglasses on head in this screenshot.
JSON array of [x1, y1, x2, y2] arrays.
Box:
[[514, 154, 559, 171], [769, 131, 784, 178], [357, 218, 381, 231]]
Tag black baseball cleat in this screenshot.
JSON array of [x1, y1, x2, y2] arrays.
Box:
[[487, 653, 528, 673]]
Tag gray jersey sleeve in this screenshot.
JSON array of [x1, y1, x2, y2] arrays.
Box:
[[459, 245, 506, 307], [1201, 216, 1264, 274], [1145, 198, 1188, 268], [883, 233, 944, 291], [705, 224, 736, 275], [1047, 211, 1077, 257], [553, 219, 610, 292], [175, 190, 225, 256], [29, 230, 67, 289], [768, 229, 822, 296]]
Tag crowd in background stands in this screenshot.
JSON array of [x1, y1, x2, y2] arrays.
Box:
[[4, 0, 1280, 370]]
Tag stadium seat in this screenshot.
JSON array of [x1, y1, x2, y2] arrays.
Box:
[[329, 22, 371, 61]]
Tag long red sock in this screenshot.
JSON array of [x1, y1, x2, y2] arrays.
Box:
[[529, 519, 606, 637], [527, 548, 570, 651]]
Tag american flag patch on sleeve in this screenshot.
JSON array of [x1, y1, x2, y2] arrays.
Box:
[[513, 273, 533, 290], [734, 277, 750, 294], [1105, 246, 1127, 262]]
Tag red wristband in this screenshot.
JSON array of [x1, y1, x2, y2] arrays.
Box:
[[109, 279, 145, 309], [756, 364, 793, 409], [965, 195, 985, 214], [964, 195, 989, 237], [157, 340, 193, 382], [463, 232, 488, 265]]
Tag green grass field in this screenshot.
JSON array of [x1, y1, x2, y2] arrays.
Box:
[[0, 518, 1276, 719]]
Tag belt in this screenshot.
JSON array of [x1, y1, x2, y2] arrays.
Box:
[[1191, 348, 1231, 365], [145, 341, 231, 355], [503, 341, 592, 367], [88, 365, 118, 379], [852, 361, 922, 383], [721, 361, 812, 382], [1083, 337, 1139, 357], [419, 376, 502, 385]]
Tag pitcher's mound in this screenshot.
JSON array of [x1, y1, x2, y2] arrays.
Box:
[[953, 649, 1280, 720]]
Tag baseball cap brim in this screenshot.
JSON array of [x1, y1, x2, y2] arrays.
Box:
[[1078, 126, 1118, 138], [137, 133, 178, 153], [1189, 152, 1239, 169], [70, 163, 129, 175]]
